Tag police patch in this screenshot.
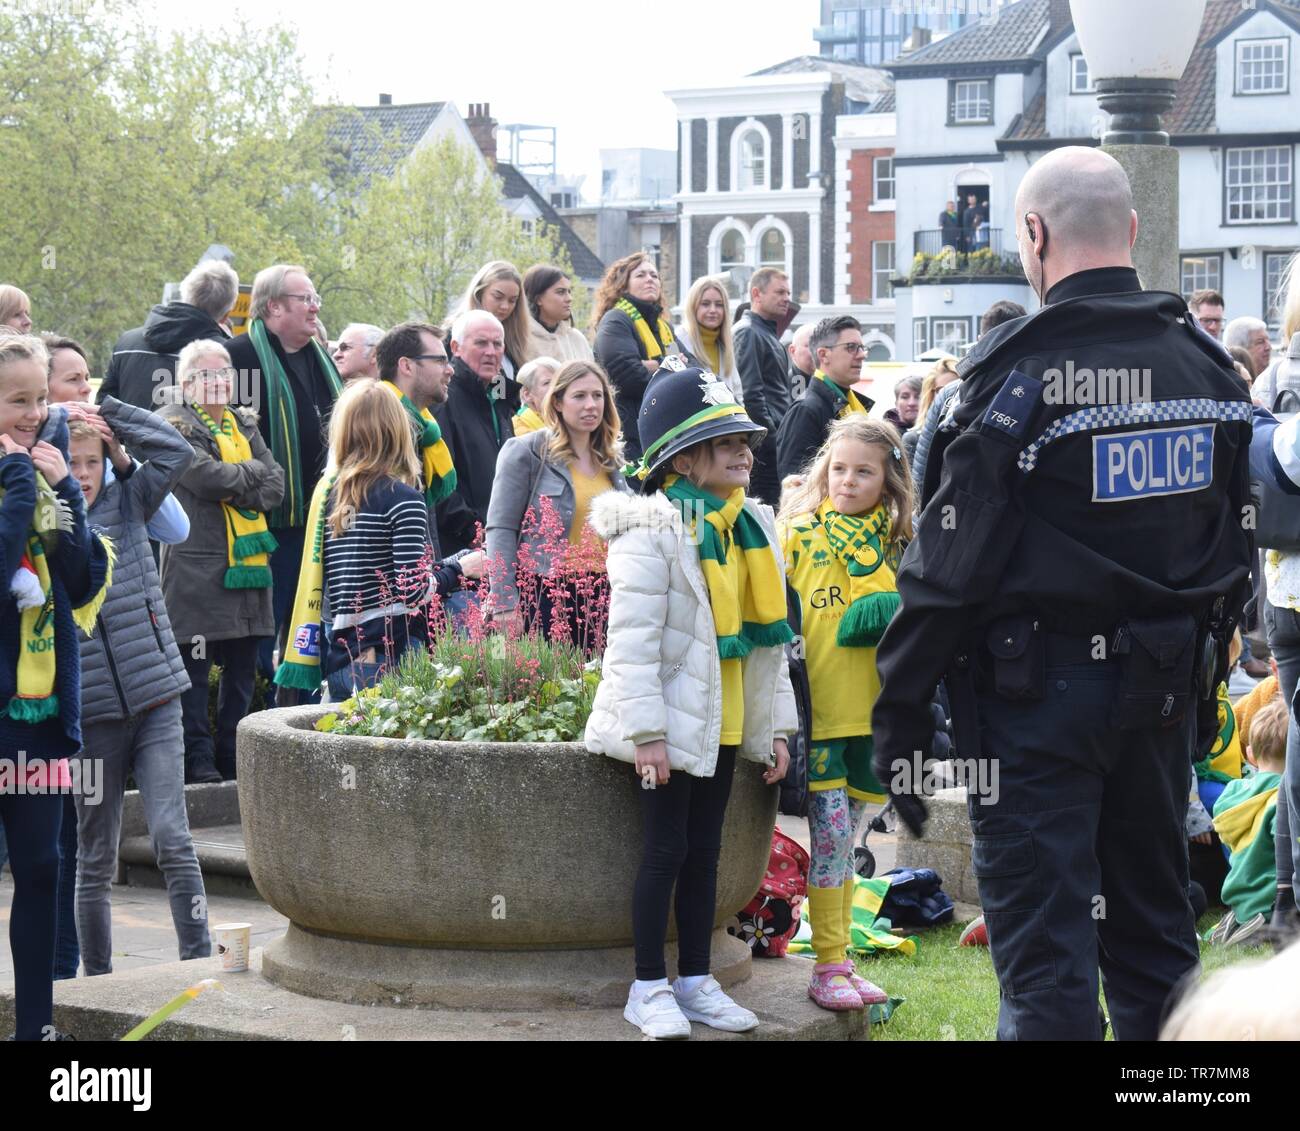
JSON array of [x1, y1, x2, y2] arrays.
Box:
[[981, 369, 1043, 441], [1091, 425, 1214, 502]]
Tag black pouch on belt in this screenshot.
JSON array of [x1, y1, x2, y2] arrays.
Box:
[[984, 615, 1044, 700], [1111, 614, 1198, 730]]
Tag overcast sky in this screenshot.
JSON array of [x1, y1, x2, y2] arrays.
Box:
[[147, 0, 818, 202]]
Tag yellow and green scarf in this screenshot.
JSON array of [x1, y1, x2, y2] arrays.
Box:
[[192, 405, 278, 589], [273, 472, 335, 691], [815, 370, 871, 419], [814, 501, 900, 647], [4, 475, 114, 723], [248, 317, 343, 528], [513, 405, 545, 437], [616, 297, 675, 361], [1195, 681, 1245, 785], [380, 381, 456, 507], [663, 473, 791, 658]]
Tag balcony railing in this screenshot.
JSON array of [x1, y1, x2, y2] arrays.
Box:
[[914, 227, 1006, 257]]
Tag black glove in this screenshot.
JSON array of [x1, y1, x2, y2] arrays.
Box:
[[892, 791, 929, 838], [873, 742, 931, 838]]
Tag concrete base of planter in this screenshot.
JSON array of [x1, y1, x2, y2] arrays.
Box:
[[261, 923, 752, 1010], [0, 946, 871, 1042]]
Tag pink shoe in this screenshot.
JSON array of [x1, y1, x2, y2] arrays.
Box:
[[808, 963, 865, 1011], [847, 970, 889, 1004]]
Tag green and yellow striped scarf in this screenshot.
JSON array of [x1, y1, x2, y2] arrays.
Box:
[[664, 474, 791, 658], [273, 472, 335, 692], [248, 318, 343, 528], [193, 405, 278, 590], [380, 381, 456, 507], [815, 370, 871, 420], [3, 475, 114, 722], [814, 500, 900, 647], [616, 297, 675, 360]]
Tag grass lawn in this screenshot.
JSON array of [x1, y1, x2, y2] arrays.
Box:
[[852, 910, 1272, 1040]]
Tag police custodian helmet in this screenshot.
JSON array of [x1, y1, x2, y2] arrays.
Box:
[[627, 356, 766, 493]]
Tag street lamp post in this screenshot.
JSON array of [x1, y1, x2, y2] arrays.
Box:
[[1070, 0, 1207, 295]]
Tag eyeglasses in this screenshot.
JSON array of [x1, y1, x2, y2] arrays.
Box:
[[280, 292, 323, 308], [412, 354, 453, 367], [188, 367, 235, 382], [830, 343, 867, 356]]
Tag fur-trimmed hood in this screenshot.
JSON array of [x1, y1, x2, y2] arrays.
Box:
[[589, 489, 682, 542], [588, 487, 777, 543]]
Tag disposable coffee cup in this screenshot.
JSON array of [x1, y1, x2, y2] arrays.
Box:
[[215, 922, 252, 972]]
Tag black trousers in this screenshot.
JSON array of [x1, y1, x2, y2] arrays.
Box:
[[633, 745, 737, 981], [180, 636, 263, 777], [968, 662, 1199, 1041]]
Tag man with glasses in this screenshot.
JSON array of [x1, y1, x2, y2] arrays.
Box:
[[776, 315, 872, 480], [434, 309, 520, 557], [1187, 289, 1224, 342], [333, 322, 384, 382], [226, 264, 343, 700]]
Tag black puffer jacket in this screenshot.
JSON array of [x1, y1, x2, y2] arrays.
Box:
[[98, 304, 229, 411]]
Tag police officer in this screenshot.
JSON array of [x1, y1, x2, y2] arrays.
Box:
[[872, 146, 1254, 1041]]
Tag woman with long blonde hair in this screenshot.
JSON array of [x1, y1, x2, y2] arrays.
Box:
[[313, 380, 481, 697], [485, 360, 631, 651], [448, 260, 534, 380], [0, 284, 33, 334], [677, 276, 742, 401]]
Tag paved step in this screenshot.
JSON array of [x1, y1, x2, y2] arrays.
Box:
[[120, 823, 256, 897]]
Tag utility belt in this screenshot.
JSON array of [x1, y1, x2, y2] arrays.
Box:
[[945, 600, 1233, 756]]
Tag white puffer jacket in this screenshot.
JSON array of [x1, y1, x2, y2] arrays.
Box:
[[584, 490, 799, 777]]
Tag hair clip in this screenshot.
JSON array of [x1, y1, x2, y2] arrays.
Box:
[[892, 446, 902, 461]]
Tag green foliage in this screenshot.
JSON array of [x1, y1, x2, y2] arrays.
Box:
[[0, 1, 579, 367], [335, 136, 575, 327], [907, 249, 1025, 283], [316, 635, 600, 744]]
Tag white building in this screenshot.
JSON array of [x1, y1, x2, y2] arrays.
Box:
[[887, 0, 1300, 360], [667, 59, 894, 331]]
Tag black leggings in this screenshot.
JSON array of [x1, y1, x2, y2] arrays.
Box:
[[0, 791, 63, 1040], [633, 745, 736, 981]]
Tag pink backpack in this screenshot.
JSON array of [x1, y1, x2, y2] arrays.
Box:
[[727, 828, 810, 957]]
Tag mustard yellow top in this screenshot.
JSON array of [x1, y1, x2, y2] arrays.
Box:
[[568, 463, 613, 547], [698, 326, 721, 376]]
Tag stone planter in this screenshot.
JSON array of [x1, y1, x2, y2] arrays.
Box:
[[237, 706, 778, 1009]]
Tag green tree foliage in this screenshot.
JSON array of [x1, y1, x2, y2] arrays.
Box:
[[0, 1, 580, 366], [336, 135, 575, 329]]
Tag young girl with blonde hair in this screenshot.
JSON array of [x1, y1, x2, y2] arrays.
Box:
[[778, 415, 914, 1011], [275, 380, 481, 699]]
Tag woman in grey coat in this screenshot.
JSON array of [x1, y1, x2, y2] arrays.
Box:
[[158, 340, 285, 782], [485, 360, 630, 652]]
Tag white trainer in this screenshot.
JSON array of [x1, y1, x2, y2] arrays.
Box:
[[624, 983, 692, 1039], [671, 976, 759, 1033]]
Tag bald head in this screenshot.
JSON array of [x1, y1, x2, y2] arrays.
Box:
[[1016, 147, 1138, 299]]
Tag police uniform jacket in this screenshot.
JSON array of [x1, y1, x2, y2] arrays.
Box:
[[873, 267, 1254, 769]]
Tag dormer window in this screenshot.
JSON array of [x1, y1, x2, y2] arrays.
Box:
[[1236, 38, 1289, 95], [949, 79, 993, 125], [1070, 53, 1094, 94]]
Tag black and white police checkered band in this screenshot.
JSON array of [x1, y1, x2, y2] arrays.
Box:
[[1017, 398, 1256, 474]]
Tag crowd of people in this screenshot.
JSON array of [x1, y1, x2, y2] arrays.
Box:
[[0, 209, 1299, 1042]]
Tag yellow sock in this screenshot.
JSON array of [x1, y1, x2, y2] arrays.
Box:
[[841, 879, 857, 955], [807, 885, 848, 966]]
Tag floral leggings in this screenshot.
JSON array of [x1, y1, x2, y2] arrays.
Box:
[[809, 788, 870, 888]]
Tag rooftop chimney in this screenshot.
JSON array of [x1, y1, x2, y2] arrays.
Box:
[[378, 93, 392, 106], [904, 26, 932, 53], [466, 101, 497, 168]]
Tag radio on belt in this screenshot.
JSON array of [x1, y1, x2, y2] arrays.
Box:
[[1092, 424, 1214, 503]]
